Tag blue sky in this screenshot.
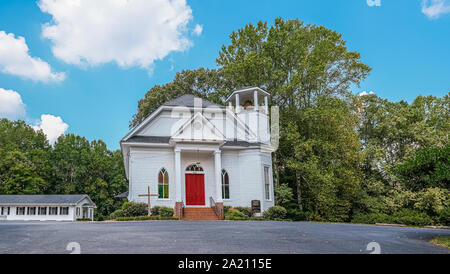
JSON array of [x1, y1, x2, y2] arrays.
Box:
[[0, 0, 449, 150]]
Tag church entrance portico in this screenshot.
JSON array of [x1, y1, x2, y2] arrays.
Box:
[[173, 144, 224, 218]]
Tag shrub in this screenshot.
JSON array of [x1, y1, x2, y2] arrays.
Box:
[[223, 206, 232, 215], [286, 208, 307, 221], [352, 213, 393, 224], [158, 207, 174, 217], [392, 209, 433, 226], [109, 209, 124, 219], [439, 207, 450, 226], [121, 202, 148, 217], [414, 188, 449, 217], [115, 216, 179, 221], [234, 207, 253, 217], [353, 210, 434, 226], [274, 184, 294, 208], [225, 209, 248, 220], [263, 206, 287, 220], [76, 218, 92, 222]]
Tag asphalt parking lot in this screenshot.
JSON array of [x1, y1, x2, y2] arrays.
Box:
[[0, 220, 448, 254]]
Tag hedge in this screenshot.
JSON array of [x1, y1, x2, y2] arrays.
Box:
[[115, 216, 179, 221]]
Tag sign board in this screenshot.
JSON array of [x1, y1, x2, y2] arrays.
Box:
[[251, 200, 261, 214]]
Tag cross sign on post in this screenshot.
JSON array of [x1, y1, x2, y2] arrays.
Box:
[[138, 186, 159, 216]]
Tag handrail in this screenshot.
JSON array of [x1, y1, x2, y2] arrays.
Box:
[[181, 201, 185, 218], [210, 196, 224, 220]]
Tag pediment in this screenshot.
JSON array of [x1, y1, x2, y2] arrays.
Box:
[[171, 112, 226, 142]]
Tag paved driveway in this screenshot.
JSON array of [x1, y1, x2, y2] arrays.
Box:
[[0, 220, 448, 254]]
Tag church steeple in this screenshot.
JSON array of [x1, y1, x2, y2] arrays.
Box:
[[225, 87, 270, 144], [225, 87, 269, 114]]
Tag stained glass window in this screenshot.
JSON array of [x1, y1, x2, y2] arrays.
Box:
[[158, 168, 169, 199]]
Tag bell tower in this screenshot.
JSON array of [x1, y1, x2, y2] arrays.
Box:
[[225, 87, 270, 144]]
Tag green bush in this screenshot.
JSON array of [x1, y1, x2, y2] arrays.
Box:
[[109, 209, 124, 219], [439, 207, 450, 226], [274, 184, 294, 208], [263, 206, 287, 220], [116, 216, 179, 221], [159, 207, 174, 217], [286, 208, 307, 221], [392, 209, 434, 226], [234, 207, 253, 217], [223, 206, 232, 215], [121, 202, 148, 217], [353, 210, 434, 226], [76, 218, 92, 222], [151, 206, 174, 217], [225, 208, 248, 220], [352, 213, 393, 224]]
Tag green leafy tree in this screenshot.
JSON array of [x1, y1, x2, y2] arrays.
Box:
[[217, 18, 371, 217]]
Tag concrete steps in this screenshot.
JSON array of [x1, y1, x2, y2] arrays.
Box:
[[182, 207, 220, 221]]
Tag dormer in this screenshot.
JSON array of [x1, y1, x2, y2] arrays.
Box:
[[225, 87, 270, 114]]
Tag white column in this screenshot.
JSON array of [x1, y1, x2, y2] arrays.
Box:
[[174, 148, 182, 202], [235, 94, 240, 113], [254, 90, 259, 111], [264, 96, 269, 113], [214, 150, 223, 202]]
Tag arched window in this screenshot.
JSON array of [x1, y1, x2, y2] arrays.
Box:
[[186, 163, 204, 172], [158, 168, 169, 199], [221, 169, 230, 199]]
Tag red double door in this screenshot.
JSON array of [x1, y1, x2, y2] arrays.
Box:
[[185, 174, 205, 206]]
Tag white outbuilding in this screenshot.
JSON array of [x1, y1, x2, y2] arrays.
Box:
[[0, 194, 96, 221]]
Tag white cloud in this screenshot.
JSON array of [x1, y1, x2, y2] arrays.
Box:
[[422, 0, 450, 19], [38, 0, 194, 73], [359, 91, 375, 96], [193, 24, 203, 36], [0, 88, 26, 119], [0, 31, 65, 82], [33, 114, 68, 144]]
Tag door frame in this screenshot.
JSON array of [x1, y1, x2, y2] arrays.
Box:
[[184, 171, 207, 207]]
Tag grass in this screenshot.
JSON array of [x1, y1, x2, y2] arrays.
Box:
[[431, 236, 450, 249]]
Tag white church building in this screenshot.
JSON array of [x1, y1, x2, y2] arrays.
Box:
[[120, 87, 275, 220]]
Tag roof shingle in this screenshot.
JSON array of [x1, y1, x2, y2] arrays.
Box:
[[0, 194, 90, 205], [163, 94, 223, 108]]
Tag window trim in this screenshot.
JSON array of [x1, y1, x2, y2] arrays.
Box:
[[49, 207, 58, 215], [60, 207, 69, 215], [27, 207, 36, 215], [38, 207, 47, 215], [16, 207, 26, 215]]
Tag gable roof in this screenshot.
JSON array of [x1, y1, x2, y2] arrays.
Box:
[[163, 94, 223, 108], [0, 194, 94, 206]]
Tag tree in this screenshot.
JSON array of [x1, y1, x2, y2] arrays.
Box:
[[286, 97, 362, 221], [0, 119, 51, 194], [394, 144, 449, 191], [217, 18, 371, 216]]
